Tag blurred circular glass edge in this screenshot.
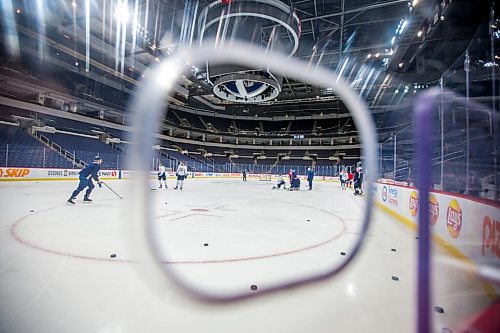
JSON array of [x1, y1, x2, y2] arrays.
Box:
[[126, 41, 378, 302]]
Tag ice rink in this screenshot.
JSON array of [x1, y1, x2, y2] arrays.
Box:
[[0, 177, 492, 333]]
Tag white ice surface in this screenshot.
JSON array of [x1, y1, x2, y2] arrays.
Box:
[[0, 178, 491, 333]]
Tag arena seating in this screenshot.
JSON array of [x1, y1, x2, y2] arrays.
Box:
[[0, 124, 73, 168], [43, 133, 122, 169]]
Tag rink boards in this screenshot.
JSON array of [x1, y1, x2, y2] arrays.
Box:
[[0, 167, 341, 182], [374, 180, 499, 297]]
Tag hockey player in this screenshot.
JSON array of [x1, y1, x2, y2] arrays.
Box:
[[307, 167, 315, 190], [353, 167, 364, 196], [242, 169, 247, 181], [174, 162, 188, 190], [289, 175, 300, 191], [67, 156, 103, 204], [347, 171, 354, 188], [340, 169, 348, 190], [272, 173, 286, 190], [158, 163, 167, 188]]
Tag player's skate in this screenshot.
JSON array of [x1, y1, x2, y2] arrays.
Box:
[[67, 197, 75, 204], [83, 195, 92, 202]]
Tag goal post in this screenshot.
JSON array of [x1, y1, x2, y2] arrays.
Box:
[[259, 173, 272, 181]]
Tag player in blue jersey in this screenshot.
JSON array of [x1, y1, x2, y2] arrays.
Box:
[[67, 156, 103, 204]]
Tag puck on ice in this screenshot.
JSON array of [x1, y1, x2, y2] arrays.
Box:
[[30, 210, 34, 212], [110, 254, 117, 258], [307, 219, 310, 222], [391, 248, 397, 252], [340, 252, 346, 256], [391, 276, 399, 281], [434, 306, 444, 314], [250, 285, 258, 291], [203, 243, 208, 246]]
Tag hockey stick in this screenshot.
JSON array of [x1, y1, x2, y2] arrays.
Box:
[[102, 182, 123, 199]]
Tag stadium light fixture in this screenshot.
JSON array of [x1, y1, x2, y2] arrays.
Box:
[[417, 30, 423, 37], [115, 1, 129, 23]]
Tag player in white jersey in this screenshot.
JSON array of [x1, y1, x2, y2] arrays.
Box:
[[272, 173, 286, 190], [174, 162, 188, 190], [340, 169, 348, 190], [158, 163, 167, 188]]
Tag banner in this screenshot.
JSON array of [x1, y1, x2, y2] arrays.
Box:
[[0, 167, 119, 181]]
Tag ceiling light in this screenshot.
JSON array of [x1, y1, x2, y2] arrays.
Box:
[[155, 57, 160, 62], [71, 2, 77, 8], [316, 95, 319, 98], [412, 0, 418, 6], [16, 8, 22, 14], [417, 30, 423, 37], [115, 1, 129, 23], [375, 53, 380, 58], [367, 53, 372, 59], [440, 15, 445, 21], [398, 62, 404, 68]]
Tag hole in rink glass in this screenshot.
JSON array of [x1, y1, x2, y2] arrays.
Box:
[[126, 42, 377, 300]]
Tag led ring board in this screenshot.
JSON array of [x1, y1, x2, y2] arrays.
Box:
[[127, 41, 377, 302]]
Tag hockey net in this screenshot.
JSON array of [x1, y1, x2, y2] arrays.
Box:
[[259, 174, 272, 181]]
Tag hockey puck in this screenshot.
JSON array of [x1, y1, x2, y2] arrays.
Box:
[[110, 254, 117, 258], [391, 276, 399, 281], [434, 306, 444, 314], [203, 243, 208, 247], [30, 210, 34, 213], [250, 285, 258, 291], [391, 248, 397, 252], [340, 252, 346, 256], [306, 219, 310, 222], [415, 236, 419, 239]]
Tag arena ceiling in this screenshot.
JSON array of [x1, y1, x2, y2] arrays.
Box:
[[0, 0, 493, 118]]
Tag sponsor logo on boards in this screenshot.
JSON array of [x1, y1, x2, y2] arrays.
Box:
[[429, 194, 439, 225], [0, 168, 30, 178], [387, 186, 398, 206], [409, 191, 419, 217], [382, 186, 388, 202], [446, 199, 462, 239], [482, 216, 499, 258]]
